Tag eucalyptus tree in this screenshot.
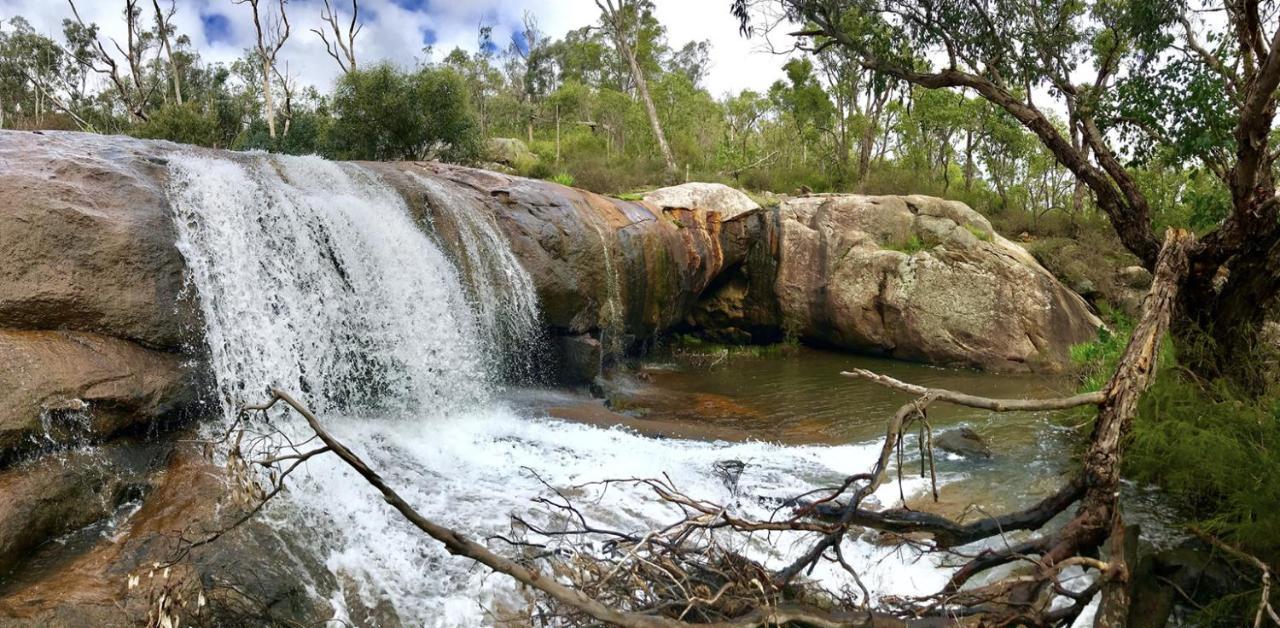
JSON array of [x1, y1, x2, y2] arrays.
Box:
[[311, 0, 361, 74], [669, 40, 711, 88], [596, 0, 679, 180], [232, 0, 290, 139], [505, 13, 555, 144], [769, 58, 836, 167], [65, 0, 159, 123], [734, 0, 1280, 389], [0, 16, 90, 129]]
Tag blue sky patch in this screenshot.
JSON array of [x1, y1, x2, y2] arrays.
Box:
[[388, 0, 430, 11], [200, 12, 233, 45]]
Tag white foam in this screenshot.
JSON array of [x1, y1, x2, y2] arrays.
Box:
[[168, 153, 488, 418], [270, 406, 955, 625], [166, 152, 960, 626]]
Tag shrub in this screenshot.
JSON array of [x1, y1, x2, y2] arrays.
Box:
[[326, 63, 480, 162], [1071, 321, 1280, 568], [131, 102, 219, 147], [550, 172, 575, 187]]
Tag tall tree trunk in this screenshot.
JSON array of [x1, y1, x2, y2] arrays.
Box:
[[1179, 231, 1280, 393], [153, 0, 183, 105], [262, 61, 276, 139], [624, 46, 677, 181], [963, 129, 974, 191], [856, 121, 875, 191]]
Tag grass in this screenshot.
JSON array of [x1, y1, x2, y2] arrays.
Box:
[[1069, 315, 1280, 625], [964, 223, 992, 241], [884, 234, 927, 254]]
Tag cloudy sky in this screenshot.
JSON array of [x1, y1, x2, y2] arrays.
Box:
[[0, 0, 795, 97]]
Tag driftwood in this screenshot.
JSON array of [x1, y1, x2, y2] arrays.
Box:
[[221, 228, 1195, 626]]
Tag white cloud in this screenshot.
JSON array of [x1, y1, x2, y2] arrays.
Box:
[[0, 0, 789, 97]]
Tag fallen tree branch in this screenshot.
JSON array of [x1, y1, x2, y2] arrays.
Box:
[[242, 389, 881, 628], [201, 230, 1197, 627], [840, 369, 1107, 411], [806, 477, 1085, 548]]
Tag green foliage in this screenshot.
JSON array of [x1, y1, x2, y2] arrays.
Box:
[[1072, 321, 1280, 566], [1128, 375, 1280, 563], [234, 110, 330, 155], [963, 223, 991, 241], [884, 234, 926, 254], [326, 63, 480, 162], [1070, 313, 1134, 391], [550, 172, 575, 186], [130, 102, 219, 146]]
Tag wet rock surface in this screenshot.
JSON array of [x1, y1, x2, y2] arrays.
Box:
[[0, 440, 335, 627], [0, 330, 198, 462], [933, 426, 993, 459], [0, 132, 199, 349]]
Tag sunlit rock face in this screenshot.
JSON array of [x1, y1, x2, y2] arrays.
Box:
[[771, 194, 1101, 372]]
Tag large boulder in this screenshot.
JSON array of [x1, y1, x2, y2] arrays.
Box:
[[0, 132, 199, 350], [643, 182, 762, 221], [773, 194, 1100, 371], [483, 137, 537, 171], [369, 162, 761, 375]]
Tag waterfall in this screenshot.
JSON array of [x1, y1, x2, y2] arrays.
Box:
[[165, 152, 959, 626], [406, 172, 542, 378], [588, 220, 626, 356], [168, 154, 489, 419]]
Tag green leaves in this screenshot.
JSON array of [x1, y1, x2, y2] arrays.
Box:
[[326, 63, 481, 162]]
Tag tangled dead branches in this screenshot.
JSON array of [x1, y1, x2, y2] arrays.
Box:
[[209, 229, 1202, 627]]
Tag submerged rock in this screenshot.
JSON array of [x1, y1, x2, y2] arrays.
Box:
[[933, 426, 993, 459]]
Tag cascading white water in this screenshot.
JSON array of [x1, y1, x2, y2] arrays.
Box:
[[406, 171, 542, 378], [167, 152, 967, 626], [168, 153, 489, 418]]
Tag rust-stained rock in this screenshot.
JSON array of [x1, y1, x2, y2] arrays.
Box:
[[370, 161, 754, 345], [0, 441, 334, 627], [0, 442, 156, 578]]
